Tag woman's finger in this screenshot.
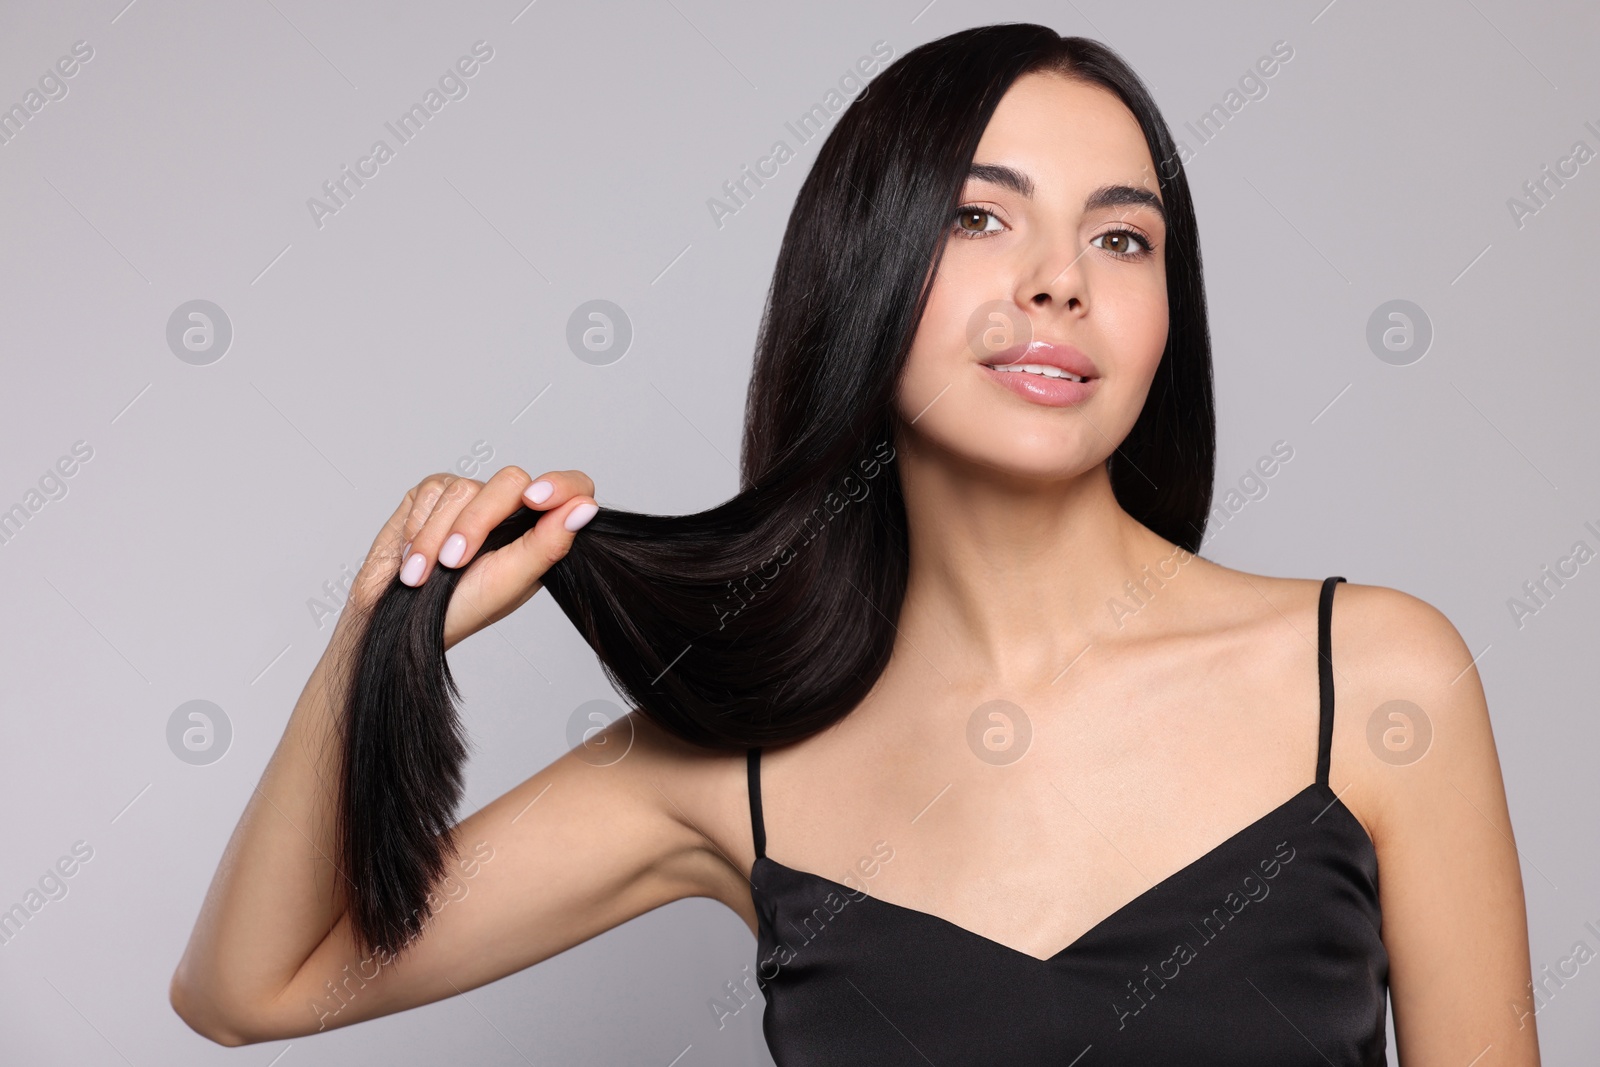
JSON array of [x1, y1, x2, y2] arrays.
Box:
[[521, 468, 597, 510], [398, 476, 484, 587], [435, 466, 539, 572]]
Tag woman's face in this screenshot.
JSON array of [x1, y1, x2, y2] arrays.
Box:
[[896, 72, 1170, 483]]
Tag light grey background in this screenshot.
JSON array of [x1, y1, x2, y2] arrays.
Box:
[[1, 0, 1595, 1063]]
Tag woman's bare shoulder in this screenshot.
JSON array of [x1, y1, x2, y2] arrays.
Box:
[[1184, 560, 1453, 646], [1316, 579, 1494, 828], [1216, 570, 1491, 840]]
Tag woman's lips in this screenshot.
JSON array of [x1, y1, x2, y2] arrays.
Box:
[[980, 363, 1098, 407]]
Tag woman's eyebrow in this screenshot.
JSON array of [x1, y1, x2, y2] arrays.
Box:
[[966, 162, 1168, 229], [968, 162, 1036, 197]]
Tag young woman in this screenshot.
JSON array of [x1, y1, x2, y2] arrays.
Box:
[[170, 24, 1540, 1065]]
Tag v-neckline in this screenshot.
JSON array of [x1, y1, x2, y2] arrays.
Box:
[[754, 781, 1366, 965]]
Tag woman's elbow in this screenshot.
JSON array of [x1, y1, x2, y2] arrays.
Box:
[[168, 970, 260, 1048]]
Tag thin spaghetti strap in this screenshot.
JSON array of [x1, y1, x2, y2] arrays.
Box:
[[747, 747, 766, 861], [1315, 576, 1346, 789]]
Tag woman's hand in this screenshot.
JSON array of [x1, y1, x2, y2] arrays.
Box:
[[343, 466, 598, 649]]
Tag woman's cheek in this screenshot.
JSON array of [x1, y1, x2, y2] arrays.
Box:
[[896, 347, 953, 426], [902, 289, 977, 393], [1105, 286, 1168, 371]]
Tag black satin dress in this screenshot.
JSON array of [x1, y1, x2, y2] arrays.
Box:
[[745, 576, 1389, 1064]]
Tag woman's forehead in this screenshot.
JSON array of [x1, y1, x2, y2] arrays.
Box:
[[971, 78, 1158, 202]]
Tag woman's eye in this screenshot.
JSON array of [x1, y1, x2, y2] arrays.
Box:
[[1092, 229, 1154, 258], [953, 206, 1004, 238]]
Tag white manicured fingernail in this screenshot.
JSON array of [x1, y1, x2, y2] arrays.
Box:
[[402, 540, 411, 557], [439, 533, 466, 568], [400, 552, 426, 586], [564, 502, 598, 531], [525, 480, 554, 505]]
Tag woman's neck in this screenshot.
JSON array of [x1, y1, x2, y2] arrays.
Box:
[[893, 445, 1184, 689]]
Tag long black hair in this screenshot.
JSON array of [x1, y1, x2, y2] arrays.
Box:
[[333, 22, 1215, 959]]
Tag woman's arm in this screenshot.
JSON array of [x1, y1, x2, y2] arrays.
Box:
[[1340, 584, 1541, 1065], [168, 472, 732, 1045], [171, 705, 721, 1044]]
